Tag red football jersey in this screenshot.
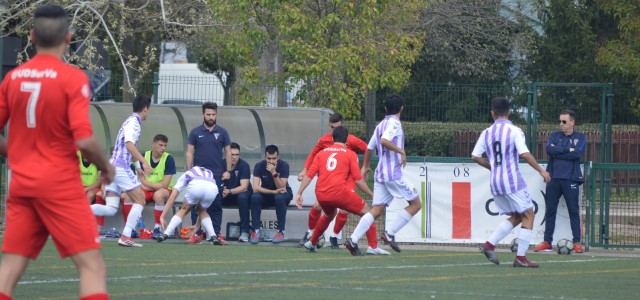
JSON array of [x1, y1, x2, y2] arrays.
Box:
[[306, 143, 362, 195], [0, 54, 93, 199], [303, 133, 367, 169]]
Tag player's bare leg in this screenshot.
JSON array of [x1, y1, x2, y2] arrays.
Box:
[[118, 188, 146, 247], [70, 249, 108, 297], [382, 196, 421, 252], [0, 253, 30, 297]]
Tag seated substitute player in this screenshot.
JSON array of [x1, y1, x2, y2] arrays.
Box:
[[472, 96, 551, 268], [78, 150, 106, 234], [122, 134, 176, 238], [297, 112, 381, 250], [296, 126, 390, 255], [220, 142, 253, 242], [249, 145, 293, 244], [157, 166, 222, 244], [91, 94, 153, 248]]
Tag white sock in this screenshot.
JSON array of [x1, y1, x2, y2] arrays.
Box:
[[517, 228, 533, 257], [164, 216, 183, 236], [350, 213, 374, 244], [387, 210, 412, 236], [123, 203, 143, 237], [91, 204, 117, 216], [201, 217, 216, 239], [488, 220, 514, 246]]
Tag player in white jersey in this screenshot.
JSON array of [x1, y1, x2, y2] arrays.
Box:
[[471, 97, 550, 268], [91, 95, 152, 248], [344, 93, 422, 256], [156, 167, 221, 244]]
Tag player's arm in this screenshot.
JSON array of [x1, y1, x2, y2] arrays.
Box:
[[471, 155, 491, 170], [0, 136, 6, 157], [0, 79, 9, 156], [520, 152, 551, 183], [185, 144, 195, 169], [299, 137, 325, 180], [470, 131, 490, 171], [553, 133, 586, 160], [350, 152, 373, 198], [380, 138, 406, 165], [296, 175, 313, 209], [273, 162, 289, 190], [297, 156, 320, 208], [126, 141, 150, 174], [348, 135, 369, 154]]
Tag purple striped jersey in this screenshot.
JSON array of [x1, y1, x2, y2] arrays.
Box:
[[172, 166, 216, 192], [368, 115, 404, 182], [471, 119, 529, 195], [110, 113, 142, 168]]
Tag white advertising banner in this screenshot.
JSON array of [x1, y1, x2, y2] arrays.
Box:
[[386, 162, 581, 245]]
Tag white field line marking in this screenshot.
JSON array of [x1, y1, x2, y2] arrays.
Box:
[[18, 257, 631, 285]]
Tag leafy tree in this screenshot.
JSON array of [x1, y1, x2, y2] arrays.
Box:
[[207, 0, 424, 118], [597, 0, 640, 116], [0, 0, 213, 99]]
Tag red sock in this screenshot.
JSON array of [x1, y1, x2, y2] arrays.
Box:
[[122, 203, 132, 223], [308, 208, 321, 230], [484, 241, 495, 250], [0, 292, 12, 300], [79, 293, 109, 300], [366, 222, 378, 248], [94, 194, 105, 226], [154, 208, 163, 226], [310, 215, 331, 244], [332, 210, 348, 234]]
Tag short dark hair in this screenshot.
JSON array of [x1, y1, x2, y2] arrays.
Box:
[[265, 144, 279, 155], [384, 93, 404, 115], [332, 126, 348, 143], [230, 142, 240, 151], [329, 113, 343, 123], [491, 97, 510, 117], [560, 109, 576, 121], [153, 134, 168, 143], [202, 102, 218, 113], [33, 5, 69, 48], [132, 95, 151, 113]]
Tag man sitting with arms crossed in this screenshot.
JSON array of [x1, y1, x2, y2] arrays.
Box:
[[221, 142, 253, 242]]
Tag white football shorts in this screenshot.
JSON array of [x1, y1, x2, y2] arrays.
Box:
[[493, 188, 534, 215], [372, 176, 420, 207], [185, 179, 219, 209], [105, 166, 141, 196]]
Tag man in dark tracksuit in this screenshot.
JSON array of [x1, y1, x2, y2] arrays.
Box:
[[535, 109, 586, 253]]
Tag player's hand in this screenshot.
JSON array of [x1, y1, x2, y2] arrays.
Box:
[[222, 187, 230, 198], [296, 194, 303, 209], [297, 170, 305, 182], [100, 164, 115, 184], [401, 152, 407, 168], [266, 162, 277, 174], [275, 188, 286, 194], [540, 170, 551, 183], [361, 166, 370, 179], [183, 225, 198, 238], [141, 162, 152, 176], [221, 171, 230, 181]]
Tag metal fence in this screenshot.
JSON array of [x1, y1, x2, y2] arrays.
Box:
[[87, 74, 640, 248]]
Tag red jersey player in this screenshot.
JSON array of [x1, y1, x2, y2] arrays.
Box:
[[296, 126, 389, 255], [0, 5, 114, 300], [297, 113, 383, 253]]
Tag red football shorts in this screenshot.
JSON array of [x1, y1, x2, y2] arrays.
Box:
[[2, 195, 101, 259], [143, 188, 171, 202], [316, 188, 366, 217]]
